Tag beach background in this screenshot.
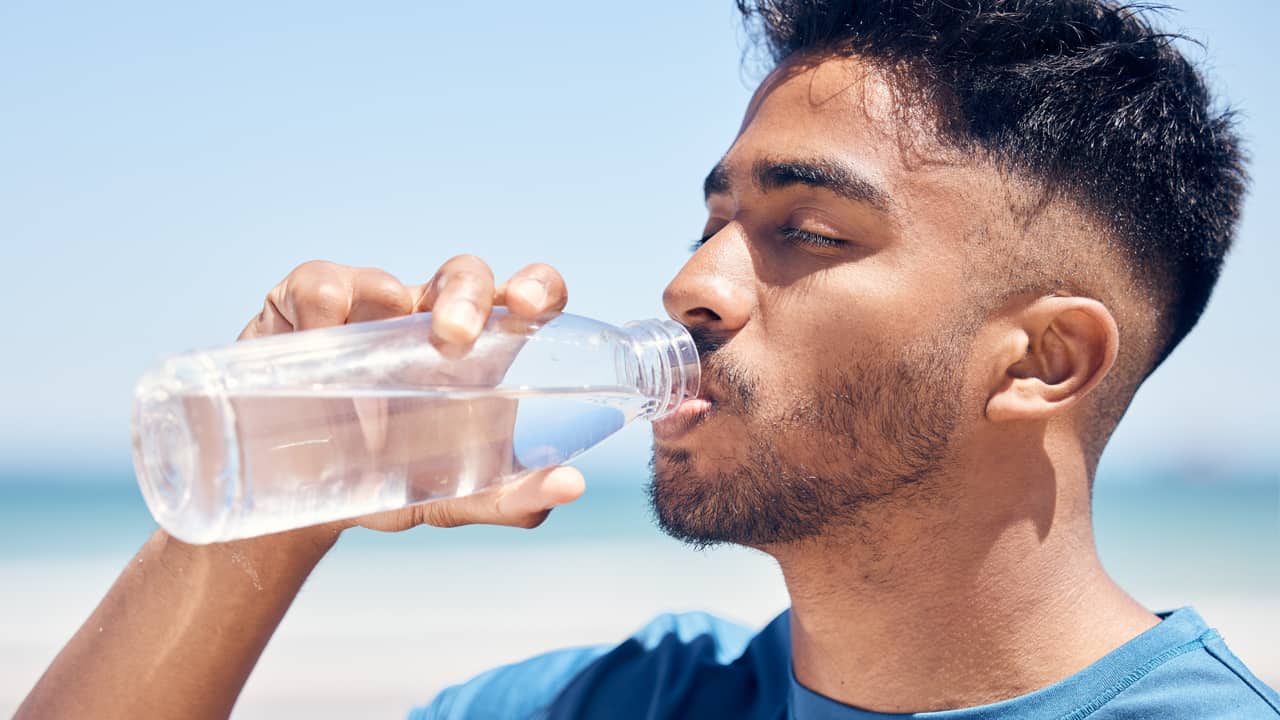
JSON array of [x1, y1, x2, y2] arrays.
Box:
[[0, 459, 1277, 718], [1, 1, 1277, 718]]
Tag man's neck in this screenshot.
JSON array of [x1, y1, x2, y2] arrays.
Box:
[[769, 466, 1159, 713]]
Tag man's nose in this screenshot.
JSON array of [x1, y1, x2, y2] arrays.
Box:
[[662, 229, 753, 334]]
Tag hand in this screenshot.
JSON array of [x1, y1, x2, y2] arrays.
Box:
[[236, 256, 586, 537]]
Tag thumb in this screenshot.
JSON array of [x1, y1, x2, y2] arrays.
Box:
[[419, 465, 586, 530]]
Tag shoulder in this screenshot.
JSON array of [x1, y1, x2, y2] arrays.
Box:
[[409, 611, 791, 720], [407, 644, 612, 720], [621, 610, 767, 662], [545, 610, 790, 719], [1093, 625, 1280, 719]]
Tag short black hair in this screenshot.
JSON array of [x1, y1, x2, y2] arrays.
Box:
[[736, 0, 1247, 371]]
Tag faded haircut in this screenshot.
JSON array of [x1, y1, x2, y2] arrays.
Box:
[[736, 0, 1248, 376]]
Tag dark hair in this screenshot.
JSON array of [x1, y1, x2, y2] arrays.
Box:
[[736, 0, 1247, 371]]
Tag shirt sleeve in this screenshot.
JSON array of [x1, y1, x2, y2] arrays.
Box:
[[406, 645, 612, 720]]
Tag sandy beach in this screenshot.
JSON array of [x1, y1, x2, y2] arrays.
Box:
[[2, 536, 1276, 719], [2, 472, 1277, 718]]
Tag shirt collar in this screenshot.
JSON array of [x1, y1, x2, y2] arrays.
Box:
[[788, 607, 1211, 720]]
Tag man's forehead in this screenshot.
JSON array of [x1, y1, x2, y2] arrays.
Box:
[[729, 56, 971, 196], [720, 54, 1039, 247], [740, 54, 905, 143], [718, 57, 977, 214]]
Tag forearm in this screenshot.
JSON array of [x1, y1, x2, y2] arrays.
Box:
[[16, 525, 339, 720]]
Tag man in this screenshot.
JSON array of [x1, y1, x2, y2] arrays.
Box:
[[18, 1, 1279, 718]]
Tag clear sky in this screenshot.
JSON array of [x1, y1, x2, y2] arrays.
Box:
[[1, 1, 1276, 479]]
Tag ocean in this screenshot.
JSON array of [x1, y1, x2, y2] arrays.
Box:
[[0, 459, 1276, 718]]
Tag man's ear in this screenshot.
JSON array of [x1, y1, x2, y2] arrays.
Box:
[[985, 296, 1119, 423]]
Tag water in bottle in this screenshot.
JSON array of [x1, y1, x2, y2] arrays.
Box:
[[132, 311, 699, 543]]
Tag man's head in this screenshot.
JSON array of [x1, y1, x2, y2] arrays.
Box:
[[649, 0, 1246, 550]]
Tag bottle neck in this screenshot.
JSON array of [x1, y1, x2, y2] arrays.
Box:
[[620, 319, 701, 420]]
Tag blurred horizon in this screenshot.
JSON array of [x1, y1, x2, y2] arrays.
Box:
[[1, 447, 1277, 489]]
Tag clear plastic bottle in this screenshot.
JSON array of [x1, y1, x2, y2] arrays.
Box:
[[132, 310, 699, 544]]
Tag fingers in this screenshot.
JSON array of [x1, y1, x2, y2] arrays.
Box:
[[238, 294, 292, 341], [353, 465, 585, 533], [240, 262, 418, 341], [243, 259, 566, 344], [416, 255, 496, 346], [234, 257, 582, 538], [348, 268, 414, 324], [413, 260, 569, 349], [276, 260, 354, 331], [496, 263, 569, 317], [417, 465, 586, 530]]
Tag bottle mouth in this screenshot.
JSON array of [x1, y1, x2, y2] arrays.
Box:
[[621, 319, 701, 420]]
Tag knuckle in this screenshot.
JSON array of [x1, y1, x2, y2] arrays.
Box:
[[262, 288, 281, 313], [442, 255, 495, 282], [406, 505, 429, 528], [293, 280, 349, 316], [357, 271, 412, 312], [423, 502, 465, 529], [290, 259, 340, 279]]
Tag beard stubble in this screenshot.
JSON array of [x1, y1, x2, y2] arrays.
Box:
[[647, 325, 973, 550]]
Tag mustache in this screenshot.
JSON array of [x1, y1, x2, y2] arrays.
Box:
[[688, 326, 757, 411], [687, 325, 729, 357]]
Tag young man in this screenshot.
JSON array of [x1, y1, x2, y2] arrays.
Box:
[[19, 1, 1279, 718]]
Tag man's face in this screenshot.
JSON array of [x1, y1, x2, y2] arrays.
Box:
[[649, 56, 993, 549]]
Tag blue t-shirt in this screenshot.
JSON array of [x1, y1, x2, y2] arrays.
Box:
[[410, 607, 1280, 719]]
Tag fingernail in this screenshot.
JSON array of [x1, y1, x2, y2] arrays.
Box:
[[512, 279, 547, 308], [441, 301, 481, 337]]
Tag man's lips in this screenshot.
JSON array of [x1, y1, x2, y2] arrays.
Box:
[[652, 395, 716, 441]]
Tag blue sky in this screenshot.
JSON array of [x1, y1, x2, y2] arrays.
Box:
[[1, 1, 1276, 479]]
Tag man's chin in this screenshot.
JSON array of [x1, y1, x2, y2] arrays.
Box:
[[646, 437, 904, 550], [644, 471, 730, 550], [645, 447, 812, 550]]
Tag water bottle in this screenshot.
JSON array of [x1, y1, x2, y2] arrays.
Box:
[[131, 310, 699, 544]]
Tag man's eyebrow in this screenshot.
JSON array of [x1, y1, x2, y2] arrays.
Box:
[[703, 162, 731, 199], [754, 157, 893, 212], [703, 157, 894, 214]]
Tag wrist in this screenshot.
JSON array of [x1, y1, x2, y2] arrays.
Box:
[[152, 521, 341, 584]]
